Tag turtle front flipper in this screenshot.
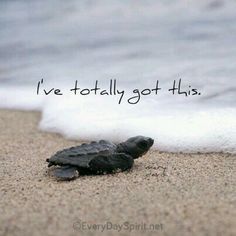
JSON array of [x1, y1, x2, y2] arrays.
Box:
[[88, 153, 134, 174], [51, 165, 79, 181]]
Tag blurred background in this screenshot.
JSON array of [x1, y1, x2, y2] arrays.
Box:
[[0, 0, 235, 152], [0, 0, 235, 102]]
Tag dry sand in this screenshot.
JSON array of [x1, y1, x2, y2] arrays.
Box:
[[0, 109, 235, 236]]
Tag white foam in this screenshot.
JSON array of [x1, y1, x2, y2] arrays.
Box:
[[0, 86, 43, 111], [37, 93, 236, 153]]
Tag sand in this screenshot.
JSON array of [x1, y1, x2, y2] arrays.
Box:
[[0, 109, 235, 236]]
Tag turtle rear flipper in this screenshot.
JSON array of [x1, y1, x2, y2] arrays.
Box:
[[89, 153, 134, 174], [52, 165, 79, 180]]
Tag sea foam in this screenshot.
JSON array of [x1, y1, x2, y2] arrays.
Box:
[[0, 85, 235, 153]]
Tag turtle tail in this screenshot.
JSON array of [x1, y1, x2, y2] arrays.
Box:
[[46, 158, 54, 167]]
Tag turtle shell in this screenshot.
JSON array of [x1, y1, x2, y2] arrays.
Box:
[[47, 140, 117, 168]]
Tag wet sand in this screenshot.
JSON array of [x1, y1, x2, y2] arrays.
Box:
[[0, 109, 235, 236]]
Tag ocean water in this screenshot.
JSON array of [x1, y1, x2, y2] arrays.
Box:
[[0, 0, 235, 153]]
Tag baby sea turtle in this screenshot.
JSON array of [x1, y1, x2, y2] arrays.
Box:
[[46, 136, 154, 180]]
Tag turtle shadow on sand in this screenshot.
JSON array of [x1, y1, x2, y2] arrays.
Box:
[[46, 136, 154, 181]]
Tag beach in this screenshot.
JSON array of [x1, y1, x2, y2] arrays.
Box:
[[0, 109, 235, 236]]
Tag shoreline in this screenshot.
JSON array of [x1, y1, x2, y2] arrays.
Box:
[[0, 109, 235, 236]]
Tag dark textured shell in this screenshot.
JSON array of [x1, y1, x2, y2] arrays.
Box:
[[47, 140, 117, 168]]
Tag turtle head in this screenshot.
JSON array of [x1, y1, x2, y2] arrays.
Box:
[[119, 136, 154, 159]]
